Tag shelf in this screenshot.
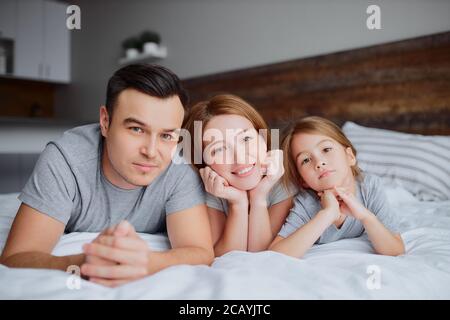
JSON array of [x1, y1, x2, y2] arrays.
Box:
[[118, 45, 167, 65]]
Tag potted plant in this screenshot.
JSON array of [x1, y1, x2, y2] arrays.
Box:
[[122, 37, 140, 59], [139, 30, 161, 54]]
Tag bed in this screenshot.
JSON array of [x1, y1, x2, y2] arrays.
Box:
[[1, 180, 450, 299], [0, 32, 449, 299]]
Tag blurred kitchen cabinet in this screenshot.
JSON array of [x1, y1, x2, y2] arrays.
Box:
[[15, 0, 70, 83], [0, 0, 17, 39]]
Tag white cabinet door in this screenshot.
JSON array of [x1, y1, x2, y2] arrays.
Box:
[[0, 0, 17, 39], [14, 0, 44, 79], [43, 0, 70, 83]]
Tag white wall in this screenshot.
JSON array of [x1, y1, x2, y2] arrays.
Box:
[[55, 0, 450, 122]]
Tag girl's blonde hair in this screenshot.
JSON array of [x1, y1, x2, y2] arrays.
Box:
[[281, 116, 361, 190], [183, 94, 270, 170]]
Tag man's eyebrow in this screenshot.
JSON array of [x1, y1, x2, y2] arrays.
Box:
[[295, 139, 333, 160], [123, 118, 178, 132], [123, 117, 149, 128]]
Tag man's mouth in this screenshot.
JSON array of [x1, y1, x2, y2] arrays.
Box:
[[232, 164, 255, 177], [133, 162, 159, 173]]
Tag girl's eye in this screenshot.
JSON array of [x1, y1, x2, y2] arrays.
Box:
[[323, 147, 332, 152], [130, 127, 144, 134], [301, 158, 310, 165]]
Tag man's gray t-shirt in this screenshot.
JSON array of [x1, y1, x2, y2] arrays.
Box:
[[19, 124, 206, 233], [278, 174, 400, 244], [206, 181, 297, 215]]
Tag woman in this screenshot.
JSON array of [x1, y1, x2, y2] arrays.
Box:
[[183, 94, 296, 256]]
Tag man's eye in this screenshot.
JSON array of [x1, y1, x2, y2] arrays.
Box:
[[161, 133, 175, 141], [130, 127, 144, 134], [323, 147, 332, 152]]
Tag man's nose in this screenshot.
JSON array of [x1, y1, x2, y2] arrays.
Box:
[[141, 136, 158, 158]]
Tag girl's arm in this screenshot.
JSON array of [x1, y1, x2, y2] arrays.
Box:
[[335, 187, 405, 256], [247, 197, 293, 252], [208, 201, 249, 257], [361, 213, 404, 256], [268, 208, 337, 258]]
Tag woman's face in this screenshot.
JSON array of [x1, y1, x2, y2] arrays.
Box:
[[203, 114, 267, 190]]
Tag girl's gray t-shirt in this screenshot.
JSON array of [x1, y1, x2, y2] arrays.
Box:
[[278, 174, 400, 244], [19, 124, 206, 234]]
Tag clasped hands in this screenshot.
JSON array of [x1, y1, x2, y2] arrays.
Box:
[[81, 220, 152, 287]]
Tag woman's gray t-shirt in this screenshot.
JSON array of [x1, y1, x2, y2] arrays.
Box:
[[278, 174, 400, 244]]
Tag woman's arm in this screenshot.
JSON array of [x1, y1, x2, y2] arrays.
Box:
[[208, 201, 249, 257], [248, 197, 293, 252]]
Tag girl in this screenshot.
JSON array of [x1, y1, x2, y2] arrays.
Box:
[[269, 116, 404, 257], [183, 94, 297, 256]]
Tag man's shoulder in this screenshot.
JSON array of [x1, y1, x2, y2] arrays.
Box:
[[51, 123, 101, 165]]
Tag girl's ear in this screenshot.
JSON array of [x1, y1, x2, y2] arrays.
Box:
[[345, 147, 356, 166]]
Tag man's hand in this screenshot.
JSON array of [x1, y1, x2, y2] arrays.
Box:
[[81, 221, 151, 287]]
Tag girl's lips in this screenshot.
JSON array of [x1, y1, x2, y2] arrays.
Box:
[[319, 170, 335, 179]]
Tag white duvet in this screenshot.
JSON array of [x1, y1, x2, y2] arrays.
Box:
[[0, 185, 449, 299]]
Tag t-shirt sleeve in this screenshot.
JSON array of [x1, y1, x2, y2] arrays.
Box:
[[18, 143, 76, 225], [165, 164, 206, 215], [268, 181, 297, 207], [366, 175, 401, 234], [205, 192, 225, 213], [278, 195, 310, 238]]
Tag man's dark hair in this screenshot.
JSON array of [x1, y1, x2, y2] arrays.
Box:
[[105, 63, 189, 121]]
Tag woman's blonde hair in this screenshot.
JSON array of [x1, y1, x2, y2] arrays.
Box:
[[281, 116, 361, 190], [183, 94, 270, 170]]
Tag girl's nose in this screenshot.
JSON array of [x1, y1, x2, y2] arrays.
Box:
[[316, 161, 326, 169]]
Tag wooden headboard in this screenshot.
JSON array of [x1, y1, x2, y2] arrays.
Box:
[[183, 32, 450, 135]]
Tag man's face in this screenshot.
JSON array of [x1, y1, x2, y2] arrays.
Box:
[[100, 89, 184, 189]]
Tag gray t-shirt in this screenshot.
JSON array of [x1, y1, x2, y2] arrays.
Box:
[[206, 181, 297, 215], [19, 124, 206, 233], [278, 174, 400, 244]]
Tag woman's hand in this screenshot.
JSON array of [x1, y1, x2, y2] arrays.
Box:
[[248, 149, 284, 205], [200, 166, 248, 206]]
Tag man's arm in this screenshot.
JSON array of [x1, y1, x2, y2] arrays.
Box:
[[0, 203, 84, 270]]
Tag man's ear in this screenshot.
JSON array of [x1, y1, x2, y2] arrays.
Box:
[[99, 106, 110, 138], [345, 147, 356, 166]]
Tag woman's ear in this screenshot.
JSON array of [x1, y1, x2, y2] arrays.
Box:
[[345, 147, 356, 166]]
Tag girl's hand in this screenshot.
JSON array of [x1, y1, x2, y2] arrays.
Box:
[[200, 166, 247, 206], [318, 189, 340, 221], [333, 187, 371, 221], [249, 150, 284, 204]]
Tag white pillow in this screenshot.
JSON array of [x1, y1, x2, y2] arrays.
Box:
[[342, 122, 450, 201]]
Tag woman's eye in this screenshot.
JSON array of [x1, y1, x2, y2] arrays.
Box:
[[211, 147, 224, 156], [130, 127, 144, 134], [243, 135, 253, 142], [323, 147, 332, 152]]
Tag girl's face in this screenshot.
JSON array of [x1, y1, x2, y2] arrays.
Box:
[[291, 132, 356, 191], [203, 114, 267, 190]]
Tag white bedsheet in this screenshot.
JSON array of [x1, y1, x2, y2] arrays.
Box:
[[0, 187, 449, 299]]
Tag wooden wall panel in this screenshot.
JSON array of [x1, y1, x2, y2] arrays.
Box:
[[183, 32, 450, 135]]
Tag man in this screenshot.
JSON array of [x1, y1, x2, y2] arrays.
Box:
[[0, 64, 214, 287]]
